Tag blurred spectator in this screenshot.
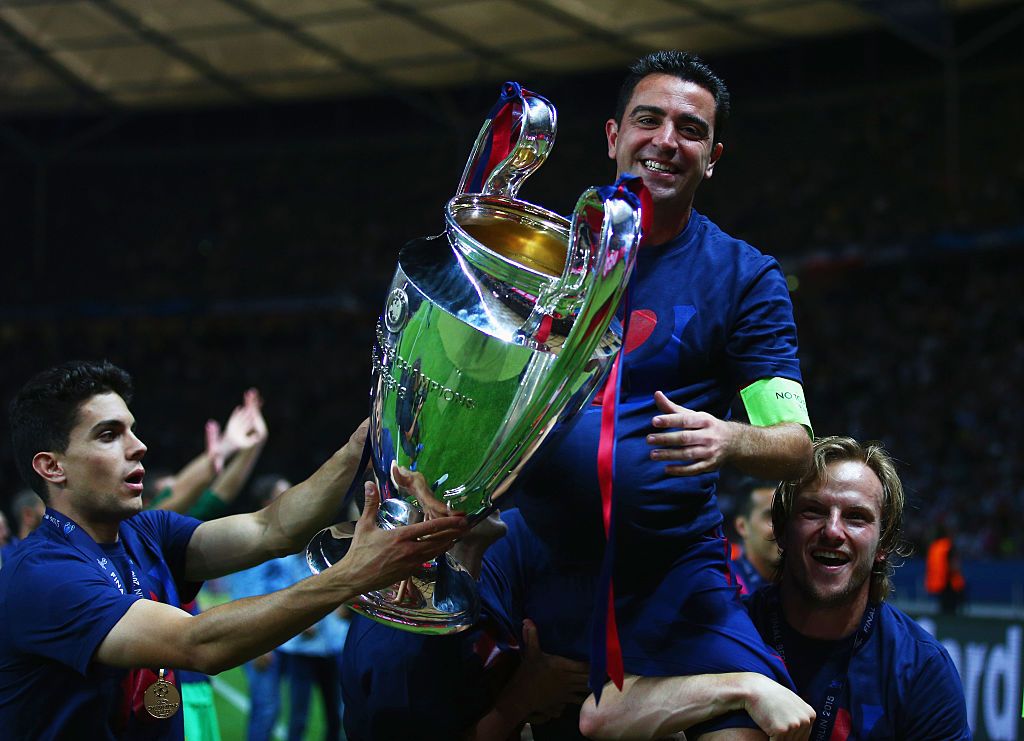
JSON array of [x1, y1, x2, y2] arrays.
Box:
[[925, 524, 967, 614], [10, 489, 45, 542], [145, 389, 269, 741], [227, 476, 295, 741], [729, 476, 781, 595], [0, 489, 45, 569]]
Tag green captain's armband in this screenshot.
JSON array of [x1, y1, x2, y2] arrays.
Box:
[[740, 377, 813, 438]]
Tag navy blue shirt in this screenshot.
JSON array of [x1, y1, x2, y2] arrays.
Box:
[[516, 210, 804, 568], [746, 585, 971, 740], [0, 508, 201, 740]]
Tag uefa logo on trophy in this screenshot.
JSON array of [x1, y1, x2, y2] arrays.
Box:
[[307, 82, 645, 633]]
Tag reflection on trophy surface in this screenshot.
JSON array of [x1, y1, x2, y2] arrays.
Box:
[[306, 81, 645, 634]]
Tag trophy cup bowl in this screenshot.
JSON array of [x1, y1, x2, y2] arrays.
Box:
[[306, 82, 644, 634]]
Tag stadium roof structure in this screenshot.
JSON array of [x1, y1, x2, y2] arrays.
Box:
[[0, 0, 1017, 115]]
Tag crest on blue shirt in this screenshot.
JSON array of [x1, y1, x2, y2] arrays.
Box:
[[63, 522, 75, 535]]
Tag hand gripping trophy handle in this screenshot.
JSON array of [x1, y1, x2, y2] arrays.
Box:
[[305, 82, 644, 634]]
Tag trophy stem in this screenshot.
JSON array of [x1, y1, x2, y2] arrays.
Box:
[[304, 502, 479, 635]]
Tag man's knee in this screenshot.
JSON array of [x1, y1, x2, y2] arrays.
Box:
[[578, 694, 606, 739]]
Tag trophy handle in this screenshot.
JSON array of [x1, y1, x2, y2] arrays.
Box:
[[462, 178, 643, 503], [456, 81, 556, 200], [515, 176, 645, 349]]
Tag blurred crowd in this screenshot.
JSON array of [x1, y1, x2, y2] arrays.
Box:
[[1, 23, 1022, 566]]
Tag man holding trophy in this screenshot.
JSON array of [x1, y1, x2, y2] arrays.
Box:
[[339, 50, 815, 740], [501, 51, 815, 739]]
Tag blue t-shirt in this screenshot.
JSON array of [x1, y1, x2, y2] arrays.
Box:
[[746, 585, 971, 740], [341, 615, 502, 741], [341, 511, 562, 740], [0, 508, 202, 740], [515, 210, 804, 569]]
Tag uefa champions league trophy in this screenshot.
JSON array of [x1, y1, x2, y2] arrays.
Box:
[[306, 82, 644, 634]]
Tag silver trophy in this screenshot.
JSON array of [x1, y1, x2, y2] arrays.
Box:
[[307, 82, 643, 634]]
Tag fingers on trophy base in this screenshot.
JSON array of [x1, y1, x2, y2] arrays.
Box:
[[305, 522, 479, 635]]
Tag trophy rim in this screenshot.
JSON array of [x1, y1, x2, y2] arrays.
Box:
[[445, 193, 570, 298]]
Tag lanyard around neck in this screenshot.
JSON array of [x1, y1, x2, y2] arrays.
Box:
[[768, 588, 877, 741], [42, 507, 179, 605]]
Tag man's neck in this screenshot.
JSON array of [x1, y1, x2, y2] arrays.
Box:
[[779, 580, 868, 641], [49, 501, 120, 545], [645, 204, 692, 247]]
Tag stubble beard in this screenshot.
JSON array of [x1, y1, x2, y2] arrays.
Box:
[[795, 554, 874, 609]]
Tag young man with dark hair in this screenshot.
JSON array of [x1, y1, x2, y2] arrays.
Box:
[[0, 359, 467, 740], [502, 50, 814, 739], [730, 476, 781, 595]]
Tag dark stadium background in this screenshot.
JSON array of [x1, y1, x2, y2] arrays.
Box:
[[1, 2, 1021, 738]]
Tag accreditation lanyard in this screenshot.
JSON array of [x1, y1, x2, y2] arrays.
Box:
[[767, 590, 877, 741], [42, 508, 180, 606]]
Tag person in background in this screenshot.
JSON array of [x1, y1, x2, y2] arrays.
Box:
[[729, 476, 781, 595], [231, 472, 354, 741], [925, 523, 967, 614], [149, 388, 269, 741]]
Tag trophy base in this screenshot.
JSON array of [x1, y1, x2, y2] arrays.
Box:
[[305, 517, 479, 636]]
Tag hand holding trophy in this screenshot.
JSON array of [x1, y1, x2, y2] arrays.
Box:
[[307, 82, 645, 634]]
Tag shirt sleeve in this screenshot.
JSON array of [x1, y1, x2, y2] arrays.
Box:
[[899, 648, 971, 739], [726, 257, 803, 389], [133, 510, 204, 605], [3, 552, 141, 675]]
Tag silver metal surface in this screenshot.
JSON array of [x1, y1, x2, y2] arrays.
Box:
[[307, 83, 642, 634]]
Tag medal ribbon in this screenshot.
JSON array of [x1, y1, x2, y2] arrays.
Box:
[[767, 587, 877, 741], [588, 176, 651, 702]]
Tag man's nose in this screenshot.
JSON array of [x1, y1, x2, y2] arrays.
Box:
[[127, 432, 147, 459], [821, 511, 844, 540], [652, 121, 677, 150]]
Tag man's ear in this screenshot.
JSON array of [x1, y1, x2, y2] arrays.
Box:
[[704, 141, 724, 179], [734, 516, 749, 539], [605, 118, 619, 161], [32, 452, 66, 487]]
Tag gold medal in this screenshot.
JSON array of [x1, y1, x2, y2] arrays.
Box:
[[143, 669, 181, 719]]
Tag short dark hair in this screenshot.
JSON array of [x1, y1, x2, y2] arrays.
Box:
[[614, 50, 731, 144], [9, 360, 134, 500], [733, 475, 779, 520]]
